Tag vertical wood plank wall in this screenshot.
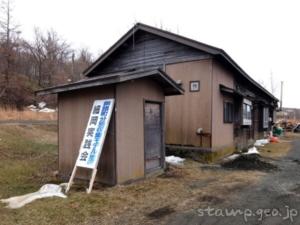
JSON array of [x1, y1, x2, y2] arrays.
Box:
[[115, 79, 164, 183], [89, 31, 208, 76], [165, 59, 213, 147], [211, 59, 235, 149], [58, 86, 116, 185]]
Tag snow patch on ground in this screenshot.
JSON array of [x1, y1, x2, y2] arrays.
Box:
[[27, 105, 37, 109], [38, 102, 47, 109], [254, 139, 269, 147], [223, 154, 240, 163], [27, 103, 56, 113], [39, 108, 56, 113], [223, 147, 260, 163], [244, 147, 260, 155], [1, 184, 67, 209], [166, 156, 185, 166]]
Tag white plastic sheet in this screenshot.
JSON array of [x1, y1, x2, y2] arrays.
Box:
[[1, 184, 67, 209]]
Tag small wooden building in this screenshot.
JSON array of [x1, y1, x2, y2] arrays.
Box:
[[38, 22, 278, 184], [75, 23, 278, 154], [37, 70, 183, 185]]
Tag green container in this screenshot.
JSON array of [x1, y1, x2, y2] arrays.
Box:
[[273, 126, 283, 136]]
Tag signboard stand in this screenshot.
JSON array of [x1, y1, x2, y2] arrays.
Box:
[[87, 169, 97, 194], [65, 99, 115, 194]]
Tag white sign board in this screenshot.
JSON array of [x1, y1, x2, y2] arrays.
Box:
[[76, 99, 114, 169]]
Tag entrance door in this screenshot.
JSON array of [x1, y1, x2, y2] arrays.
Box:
[[144, 101, 163, 173]]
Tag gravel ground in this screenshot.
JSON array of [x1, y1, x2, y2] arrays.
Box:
[[167, 139, 300, 225]]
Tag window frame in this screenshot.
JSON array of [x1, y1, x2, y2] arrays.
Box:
[[223, 101, 234, 124], [263, 107, 269, 129], [242, 99, 252, 126]]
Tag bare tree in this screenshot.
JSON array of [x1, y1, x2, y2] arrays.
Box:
[[0, 0, 93, 108], [70, 47, 93, 81], [22, 29, 44, 85], [23, 28, 71, 87], [0, 0, 20, 85]]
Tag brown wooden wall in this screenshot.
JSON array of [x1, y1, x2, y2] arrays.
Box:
[[58, 78, 166, 185], [253, 103, 261, 140], [115, 78, 165, 183], [58, 86, 116, 185], [165, 59, 213, 147], [164, 58, 270, 151], [211, 59, 235, 149]]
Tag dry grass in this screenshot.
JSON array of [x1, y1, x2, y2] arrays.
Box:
[[84, 162, 264, 225], [0, 108, 57, 121], [0, 125, 295, 225], [259, 132, 299, 159]]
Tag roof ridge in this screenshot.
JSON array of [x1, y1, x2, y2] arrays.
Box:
[[135, 22, 224, 53], [81, 22, 277, 101]]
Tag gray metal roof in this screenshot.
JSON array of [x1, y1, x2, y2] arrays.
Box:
[[83, 23, 278, 102], [35, 69, 184, 96]]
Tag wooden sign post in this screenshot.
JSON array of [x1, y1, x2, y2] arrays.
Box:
[[66, 99, 115, 194]]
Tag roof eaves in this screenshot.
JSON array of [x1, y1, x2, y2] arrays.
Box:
[[36, 76, 122, 96], [157, 69, 185, 93], [82, 25, 139, 76], [218, 50, 278, 101], [116, 69, 184, 95], [36, 69, 184, 96]]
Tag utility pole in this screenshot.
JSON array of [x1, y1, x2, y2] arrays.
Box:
[[280, 81, 283, 111], [71, 52, 75, 81]]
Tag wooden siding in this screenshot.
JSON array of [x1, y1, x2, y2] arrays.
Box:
[[211, 59, 235, 149], [89, 30, 209, 76], [253, 103, 261, 140], [253, 104, 271, 140], [58, 86, 116, 185], [165, 59, 213, 147], [115, 78, 165, 183]]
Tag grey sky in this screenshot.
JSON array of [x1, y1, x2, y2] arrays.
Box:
[[13, 0, 300, 108]]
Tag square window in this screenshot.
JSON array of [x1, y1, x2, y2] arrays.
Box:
[[190, 81, 200, 92]]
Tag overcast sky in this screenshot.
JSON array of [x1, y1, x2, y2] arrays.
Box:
[[13, 0, 300, 108]]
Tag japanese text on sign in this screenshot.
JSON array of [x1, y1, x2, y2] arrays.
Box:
[[75, 99, 114, 169]]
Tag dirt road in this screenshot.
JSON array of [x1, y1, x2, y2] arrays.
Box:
[[168, 139, 300, 225]]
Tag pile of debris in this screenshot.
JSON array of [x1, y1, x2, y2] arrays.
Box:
[[222, 154, 278, 171], [221, 141, 279, 171]]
